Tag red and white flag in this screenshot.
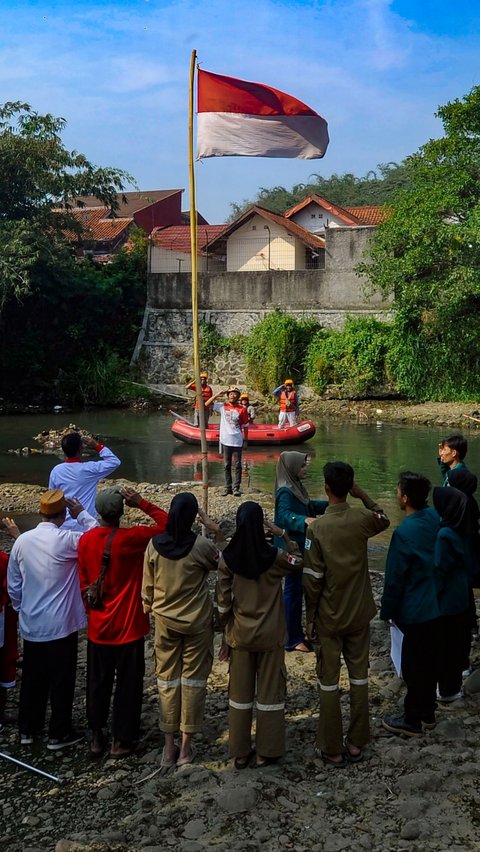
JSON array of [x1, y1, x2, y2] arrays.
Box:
[[197, 69, 329, 160]]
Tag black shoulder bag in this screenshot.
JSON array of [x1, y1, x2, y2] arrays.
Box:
[[82, 528, 118, 610]]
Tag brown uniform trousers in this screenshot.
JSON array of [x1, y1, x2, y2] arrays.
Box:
[[228, 646, 286, 758], [315, 624, 370, 754], [154, 618, 213, 734]]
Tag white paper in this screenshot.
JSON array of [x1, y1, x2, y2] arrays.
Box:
[[390, 624, 403, 677]]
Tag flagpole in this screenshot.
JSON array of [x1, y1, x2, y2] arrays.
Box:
[[189, 49, 209, 516]]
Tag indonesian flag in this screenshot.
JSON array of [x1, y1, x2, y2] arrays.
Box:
[[197, 69, 329, 160]]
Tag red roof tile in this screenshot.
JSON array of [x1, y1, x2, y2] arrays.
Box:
[[284, 194, 361, 225], [61, 207, 132, 242], [152, 224, 227, 255], [344, 205, 390, 225]]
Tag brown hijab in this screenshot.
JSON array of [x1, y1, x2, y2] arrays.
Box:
[[274, 451, 310, 505]]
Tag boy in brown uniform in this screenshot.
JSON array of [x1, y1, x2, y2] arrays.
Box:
[[304, 462, 389, 766]]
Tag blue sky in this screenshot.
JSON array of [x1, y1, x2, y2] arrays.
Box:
[[0, 0, 478, 222]]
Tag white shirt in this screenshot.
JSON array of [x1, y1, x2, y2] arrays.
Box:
[[48, 445, 120, 530], [213, 402, 245, 448], [7, 511, 97, 642]]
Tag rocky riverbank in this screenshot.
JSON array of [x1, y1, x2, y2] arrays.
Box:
[[1, 481, 480, 852]]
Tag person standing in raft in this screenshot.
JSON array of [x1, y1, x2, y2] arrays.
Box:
[[186, 372, 213, 427], [142, 493, 225, 770], [205, 386, 249, 497], [239, 393, 256, 423], [274, 452, 327, 653], [272, 379, 299, 428], [216, 501, 303, 769]]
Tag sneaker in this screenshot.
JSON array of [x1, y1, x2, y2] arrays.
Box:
[[20, 733, 35, 745], [233, 489, 242, 497], [46, 731, 84, 751], [421, 718, 437, 731], [221, 489, 233, 497], [382, 715, 422, 737], [437, 689, 464, 704]]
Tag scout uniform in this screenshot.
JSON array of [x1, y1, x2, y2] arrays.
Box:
[[143, 534, 221, 735], [304, 499, 389, 755], [216, 546, 303, 759]]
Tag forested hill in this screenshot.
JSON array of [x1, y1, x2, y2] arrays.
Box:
[[227, 162, 409, 220]]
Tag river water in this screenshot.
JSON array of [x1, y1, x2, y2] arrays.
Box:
[[2, 409, 478, 534]]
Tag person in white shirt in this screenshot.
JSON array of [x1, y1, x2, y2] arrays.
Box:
[[7, 489, 97, 750], [205, 387, 249, 497], [48, 432, 120, 530]]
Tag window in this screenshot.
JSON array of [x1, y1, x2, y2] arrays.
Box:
[[318, 213, 324, 219], [252, 225, 257, 230], [310, 213, 316, 219]]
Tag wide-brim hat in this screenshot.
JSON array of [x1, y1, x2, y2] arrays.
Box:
[[96, 487, 124, 517], [40, 489, 67, 515]]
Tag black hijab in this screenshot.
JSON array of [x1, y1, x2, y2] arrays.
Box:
[[152, 492, 198, 559], [447, 467, 478, 496], [433, 486, 470, 535], [222, 501, 277, 581]]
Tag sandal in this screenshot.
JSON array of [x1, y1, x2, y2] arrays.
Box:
[[160, 744, 179, 769], [89, 730, 107, 759], [234, 749, 256, 770], [344, 738, 363, 763], [315, 747, 346, 768], [177, 742, 197, 767], [255, 756, 280, 768]]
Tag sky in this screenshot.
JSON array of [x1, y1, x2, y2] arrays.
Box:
[[0, 0, 479, 222]]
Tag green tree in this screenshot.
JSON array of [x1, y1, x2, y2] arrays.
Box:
[[360, 86, 480, 401], [227, 163, 409, 220], [0, 101, 132, 313]]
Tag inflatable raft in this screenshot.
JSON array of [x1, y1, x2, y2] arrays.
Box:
[[171, 419, 316, 446]]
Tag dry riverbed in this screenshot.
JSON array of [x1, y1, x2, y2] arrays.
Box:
[[1, 481, 480, 852]]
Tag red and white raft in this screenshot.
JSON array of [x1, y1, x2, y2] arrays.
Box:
[[170, 418, 316, 447]]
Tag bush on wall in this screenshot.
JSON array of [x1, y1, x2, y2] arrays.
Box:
[[244, 310, 321, 393], [304, 316, 394, 396]]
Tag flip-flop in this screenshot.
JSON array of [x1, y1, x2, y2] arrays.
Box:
[[177, 742, 198, 767], [287, 642, 312, 653], [234, 748, 256, 770], [255, 756, 280, 768], [160, 744, 179, 769], [344, 738, 363, 763], [315, 747, 347, 768]]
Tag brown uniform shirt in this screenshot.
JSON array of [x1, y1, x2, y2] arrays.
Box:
[[216, 548, 303, 652], [142, 535, 223, 634], [303, 501, 389, 636]]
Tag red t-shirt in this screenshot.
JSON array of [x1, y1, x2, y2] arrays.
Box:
[[78, 499, 167, 645]]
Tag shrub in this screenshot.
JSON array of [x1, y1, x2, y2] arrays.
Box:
[[305, 316, 393, 396], [244, 310, 321, 393]]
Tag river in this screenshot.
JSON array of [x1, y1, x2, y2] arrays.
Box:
[[2, 409, 477, 531]]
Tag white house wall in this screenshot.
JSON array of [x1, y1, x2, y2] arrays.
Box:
[[227, 214, 296, 271], [290, 204, 350, 234], [150, 247, 209, 273]]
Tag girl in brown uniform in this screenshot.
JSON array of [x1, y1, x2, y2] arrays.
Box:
[[142, 493, 224, 769], [216, 501, 303, 768]]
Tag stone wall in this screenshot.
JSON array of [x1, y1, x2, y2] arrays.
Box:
[[132, 226, 392, 386]]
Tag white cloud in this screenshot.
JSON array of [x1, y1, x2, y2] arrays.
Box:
[[0, 0, 479, 220]]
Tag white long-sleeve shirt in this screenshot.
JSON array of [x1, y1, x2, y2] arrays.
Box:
[[48, 445, 120, 530], [7, 511, 97, 642]]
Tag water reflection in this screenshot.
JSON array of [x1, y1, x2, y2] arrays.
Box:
[[1, 410, 478, 547]]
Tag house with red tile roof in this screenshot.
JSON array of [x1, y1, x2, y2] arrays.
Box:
[[76, 189, 184, 234], [284, 194, 389, 235], [205, 205, 325, 272], [150, 224, 228, 273]]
